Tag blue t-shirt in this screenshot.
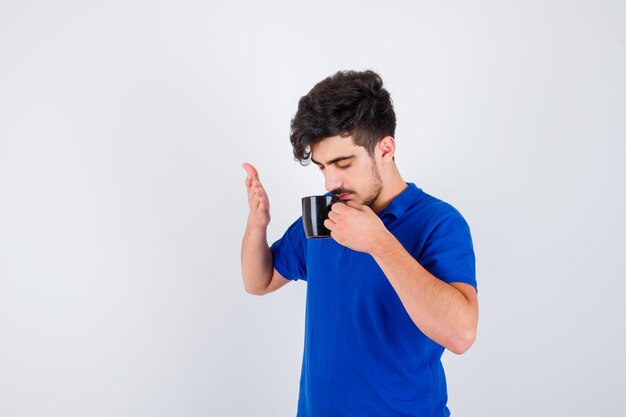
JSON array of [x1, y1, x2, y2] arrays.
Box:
[[270, 183, 476, 417]]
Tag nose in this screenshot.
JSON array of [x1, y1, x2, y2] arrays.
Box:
[[324, 169, 342, 193]]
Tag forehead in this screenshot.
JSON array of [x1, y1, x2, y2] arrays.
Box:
[[310, 135, 367, 161]]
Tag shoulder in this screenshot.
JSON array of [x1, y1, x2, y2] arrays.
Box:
[[273, 216, 306, 247], [407, 189, 468, 230]]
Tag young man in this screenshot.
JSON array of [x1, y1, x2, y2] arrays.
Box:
[[241, 70, 478, 417]]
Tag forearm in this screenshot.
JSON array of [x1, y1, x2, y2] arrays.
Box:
[[371, 234, 478, 354], [241, 223, 274, 295]]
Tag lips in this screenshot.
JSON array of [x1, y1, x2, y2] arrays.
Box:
[[336, 193, 351, 200]]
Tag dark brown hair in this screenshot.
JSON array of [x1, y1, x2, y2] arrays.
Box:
[[290, 70, 396, 164]]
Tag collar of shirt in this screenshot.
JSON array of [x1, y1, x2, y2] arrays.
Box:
[[377, 182, 421, 224]]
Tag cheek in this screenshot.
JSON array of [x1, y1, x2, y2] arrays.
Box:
[[352, 172, 368, 192]]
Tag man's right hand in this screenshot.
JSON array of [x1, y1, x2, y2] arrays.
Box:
[[243, 162, 271, 229]]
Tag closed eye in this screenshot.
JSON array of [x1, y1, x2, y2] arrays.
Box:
[[336, 163, 351, 170]]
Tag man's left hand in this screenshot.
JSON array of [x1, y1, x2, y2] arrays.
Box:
[[324, 201, 391, 253]]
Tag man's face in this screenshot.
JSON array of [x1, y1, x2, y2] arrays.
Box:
[[310, 135, 382, 207]]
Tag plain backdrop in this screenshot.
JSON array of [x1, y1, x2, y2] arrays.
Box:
[[1, 1, 625, 416]]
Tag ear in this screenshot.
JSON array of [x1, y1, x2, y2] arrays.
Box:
[[377, 136, 396, 163]]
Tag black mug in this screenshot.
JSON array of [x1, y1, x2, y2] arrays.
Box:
[[302, 195, 339, 239]]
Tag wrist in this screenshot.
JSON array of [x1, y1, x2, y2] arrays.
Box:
[[246, 219, 268, 234], [370, 230, 400, 259]]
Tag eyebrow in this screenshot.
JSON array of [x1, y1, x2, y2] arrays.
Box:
[[310, 155, 356, 166]]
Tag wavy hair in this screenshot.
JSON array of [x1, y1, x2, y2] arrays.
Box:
[[290, 70, 396, 165]]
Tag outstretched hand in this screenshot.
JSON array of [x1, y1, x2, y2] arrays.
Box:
[[243, 162, 271, 229]]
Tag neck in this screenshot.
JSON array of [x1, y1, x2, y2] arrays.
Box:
[[371, 167, 407, 213]]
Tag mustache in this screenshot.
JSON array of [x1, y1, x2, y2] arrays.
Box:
[[331, 188, 356, 196]]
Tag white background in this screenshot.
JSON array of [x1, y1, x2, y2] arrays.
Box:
[[1, 1, 625, 416]]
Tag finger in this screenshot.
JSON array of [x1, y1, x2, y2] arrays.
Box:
[[331, 202, 347, 213], [252, 191, 261, 209], [253, 190, 268, 213], [244, 171, 256, 189], [242, 162, 259, 180], [253, 179, 269, 199], [250, 183, 270, 211], [252, 183, 267, 200], [249, 185, 260, 206], [248, 182, 262, 205], [327, 210, 338, 222], [345, 200, 366, 211], [324, 218, 335, 231]]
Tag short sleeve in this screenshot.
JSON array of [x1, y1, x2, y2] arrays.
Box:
[[419, 210, 477, 290], [270, 217, 308, 281]]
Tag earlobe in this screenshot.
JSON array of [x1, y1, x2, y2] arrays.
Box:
[[379, 136, 395, 162]]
